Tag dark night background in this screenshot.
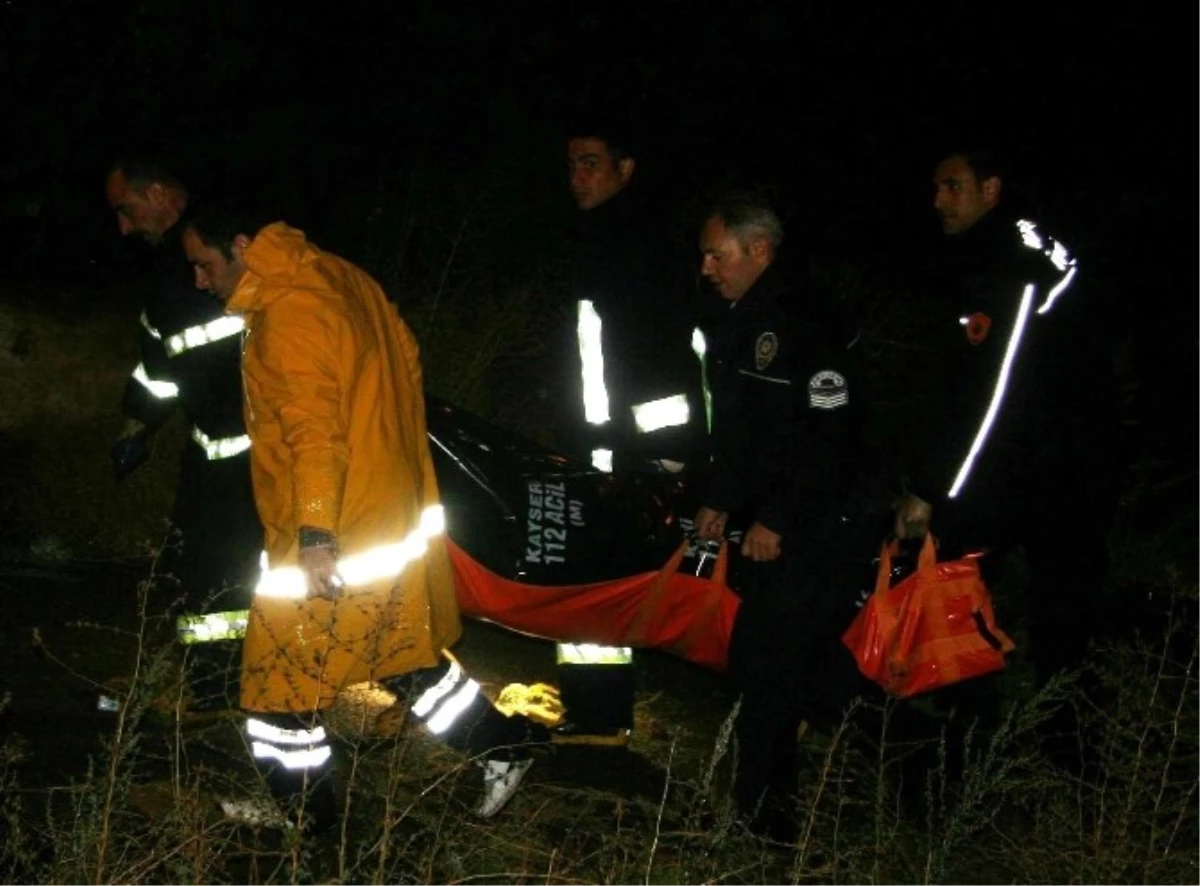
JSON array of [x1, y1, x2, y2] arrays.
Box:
[[0, 2, 1194, 478], [1, 5, 1192, 264], [0, 6, 1195, 879]]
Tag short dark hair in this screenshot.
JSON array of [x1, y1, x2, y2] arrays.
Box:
[[564, 113, 637, 165], [940, 149, 1005, 185], [705, 190, 785, 250], [108, 157, 189, 195], [183, 200, 269, 260]]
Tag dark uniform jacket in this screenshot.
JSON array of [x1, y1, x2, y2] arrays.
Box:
[[702, 258, 877, 542], [911, 208, 1118, 522], [120, 224, 262, 611], [122, 226, 248, 447], [565, 188, 706, 470]]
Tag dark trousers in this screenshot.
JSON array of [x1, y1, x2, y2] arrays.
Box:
[[162, 444, 263, 709], [939, 466, 1118, 688], [725, 515, 882, 821]]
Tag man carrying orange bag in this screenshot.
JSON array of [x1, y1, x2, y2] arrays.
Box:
[[893, 148, 1120, 693], [692, 192, 891, 839]]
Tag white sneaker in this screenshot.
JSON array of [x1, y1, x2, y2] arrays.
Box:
[[220, 796, 292, 830], [475, 757, 534, 819]]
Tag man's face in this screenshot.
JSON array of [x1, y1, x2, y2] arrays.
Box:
[[932, 154, 999, 235], [182, 228, 248, 302], [699, 216, 770, 303], [566, 137, 634, 210], [105, 170, 176, 244]]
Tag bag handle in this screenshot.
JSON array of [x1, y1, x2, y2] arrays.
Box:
[[627, 537, 728, 645], [661, 537, 728, 585], [916, 533, 939, 576], [873, 539, 900, 596], [875, 534, 940, 594]]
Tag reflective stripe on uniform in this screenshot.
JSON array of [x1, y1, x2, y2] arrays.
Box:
[[253, 504, 446, 599], [164, 316, 245, 357], [577, 300, 610, 425], [590, 448, 613, 473], [1016, 219, 1078, 315], [631, 394, 690, 434], [250, 743, 332, 769], [132, 362, 179, 399], [176, 609, 250, 644], [555, 643, 634, 666], [247, 717, 332, 771], [409, 660, 482, 736], [948, 283, 1036, 499], [691, 327, 713, 432], [140, 311, 162, 340], [191, 426, 251, 460]]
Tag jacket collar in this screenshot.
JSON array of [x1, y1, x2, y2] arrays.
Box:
[[226, 222, 313, 315]]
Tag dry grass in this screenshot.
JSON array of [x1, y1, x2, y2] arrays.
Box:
[[1, 551, 1194, 884]]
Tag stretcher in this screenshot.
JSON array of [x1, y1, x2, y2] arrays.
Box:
[[426, 395, 741, 674]]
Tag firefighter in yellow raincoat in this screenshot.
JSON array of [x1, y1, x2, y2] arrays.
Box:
[[182, 209, 544, 829]]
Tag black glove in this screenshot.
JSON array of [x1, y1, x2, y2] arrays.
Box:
[[111, 429, 150, 478]]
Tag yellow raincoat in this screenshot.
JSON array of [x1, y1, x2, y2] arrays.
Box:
[[227, 223, 462, 713]]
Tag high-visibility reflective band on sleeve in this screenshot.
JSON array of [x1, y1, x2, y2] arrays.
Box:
[[1016, 219, 1078, 316], [165, 316, 245, 357], [253, 504, 446, 599], [948, 283, 1036, 499], [577, 300, 610, 425], [140, 311, 162, 340], [1017, 219, 1046, 252], [132, 362, 179, 399], [632, 394, 690, 434], [1037, 264, 1077, 316], [555, 643, 634, 666], [176, 609, 250, 644], [590, 448, 613, 473], [191, 426, 252, 460], [692, 327, 713, 432]]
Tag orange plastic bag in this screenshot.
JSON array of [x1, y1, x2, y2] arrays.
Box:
[[842, 534, 1015, 698]]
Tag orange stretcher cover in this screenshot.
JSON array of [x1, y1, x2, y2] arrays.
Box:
[[446, 538, 740, 673]]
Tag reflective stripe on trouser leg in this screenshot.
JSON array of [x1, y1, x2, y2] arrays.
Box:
[[246, 715, 333, 773], [177, 610, 249, 711], [555, 643, 635, 733], [245, 713, 337, 825], [386, 657, 540, 758]]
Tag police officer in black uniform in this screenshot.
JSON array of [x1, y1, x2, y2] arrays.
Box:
[[105, 159, 263, 710], [693, 192, 886, 837], [894, 150, 1120, 691], [563, 119, 707, 474]]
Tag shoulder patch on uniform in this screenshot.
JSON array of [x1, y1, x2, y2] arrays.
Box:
[[754, 332, 778, 370], [808, 369, 848, 410]]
